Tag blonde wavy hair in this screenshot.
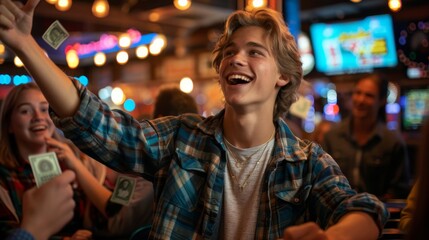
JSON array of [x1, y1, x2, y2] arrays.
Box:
[[212, 8, 303, 120]]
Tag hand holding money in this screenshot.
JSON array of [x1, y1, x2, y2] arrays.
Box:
[[29, 152, 62, 187], [20, 170, 76, 240]]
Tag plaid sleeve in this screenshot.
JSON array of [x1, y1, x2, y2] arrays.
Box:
[[310, 151, 389, 233], [5, 228, 35, 240], [51, 78, 158, 175]]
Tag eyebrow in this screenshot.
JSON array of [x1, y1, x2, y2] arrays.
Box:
[[16, 101, 49, 109], [224, 41, 270, 53]]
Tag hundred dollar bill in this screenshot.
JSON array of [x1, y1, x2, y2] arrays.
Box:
[[42, 20, 69, 50], [110, 175, 137, 206], [29, 152, 62, 187]]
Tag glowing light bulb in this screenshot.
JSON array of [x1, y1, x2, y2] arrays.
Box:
[[66, 50, 79, 69], [116, 50, 129, 65], [173, 0, 191, 11], [14, 56, 24, 67], [55, 0, 72, 11], [94, 52, 106, 66], [180, 77, 193, 93], [388, 0, 402, 12], [92, 0, 110, 18], [136, 45, 149, 59]]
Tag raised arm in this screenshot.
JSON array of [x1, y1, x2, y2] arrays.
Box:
[[0, 0, 79, 117]]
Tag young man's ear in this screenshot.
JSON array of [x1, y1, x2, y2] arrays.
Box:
[[276, 75, 290, 87]]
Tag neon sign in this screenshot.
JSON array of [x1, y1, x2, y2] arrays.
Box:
[[64, 29, 157, 58]]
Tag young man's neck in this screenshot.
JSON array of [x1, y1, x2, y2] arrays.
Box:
[[223, 110, 275, 148]]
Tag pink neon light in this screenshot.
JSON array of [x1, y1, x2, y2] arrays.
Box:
[[65, 29, 142, 56]]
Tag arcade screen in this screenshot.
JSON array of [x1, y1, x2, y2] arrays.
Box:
[[310, 14, 398, 75], [400, 87, 429, 131]]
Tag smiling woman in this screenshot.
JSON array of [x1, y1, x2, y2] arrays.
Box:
[[0, 83, 89, 238], [0, 82, 153, 239]]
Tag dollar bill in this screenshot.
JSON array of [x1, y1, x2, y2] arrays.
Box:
[[29, 152, 62, 187], [42, 20, 69, 50], [110, 175, 137, 205]]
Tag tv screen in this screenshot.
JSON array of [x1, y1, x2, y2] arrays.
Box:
[[310, 14, 398, 75], [400, 87, 429, 131]]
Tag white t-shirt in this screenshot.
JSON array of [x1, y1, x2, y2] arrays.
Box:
[[221, 137, 275, 240]]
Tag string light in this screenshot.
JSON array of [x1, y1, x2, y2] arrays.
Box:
[[116, 50, 129, 65], [180, 77, 194, 93], [14, 56, 24, 68], [111, 87, 125, 105], [118, 33, 132, 48], [92, 0, 110, 18], [66, 49, 79, 69], [55, 0, 72, 11], [136, 45, 149, 59], [246, 0, 267, 11], [173, 0, 191, 11], [94, 52, 106, 66], [388, 0, 402, 12]]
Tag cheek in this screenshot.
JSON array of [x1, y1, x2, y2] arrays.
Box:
[[218, 61, 227, 75], [9, 116, 27, 134], [47, 119, 56, 134]]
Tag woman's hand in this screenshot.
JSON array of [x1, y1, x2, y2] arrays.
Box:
[[45, 137, 82, 172]]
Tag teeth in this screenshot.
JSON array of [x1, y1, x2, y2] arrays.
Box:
[[228, 74, 251, 82], [31, 126, 47, 131]]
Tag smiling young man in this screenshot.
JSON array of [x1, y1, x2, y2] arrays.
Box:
[[0, 0, 388, 239]]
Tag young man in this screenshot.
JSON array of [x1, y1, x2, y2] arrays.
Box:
[[0, 0, 388, 239]]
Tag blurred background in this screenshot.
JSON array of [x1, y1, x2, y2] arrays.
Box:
[[1, 0, 428, 175]]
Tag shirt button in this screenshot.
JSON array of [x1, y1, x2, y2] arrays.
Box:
[[293, 197, 300, 203]]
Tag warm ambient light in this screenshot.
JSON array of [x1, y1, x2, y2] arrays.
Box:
[[173, 0, 191, 11], [55, 0, 72, 11], [92, 0, 110, 18], [116, 50, 129, 65], [180, 77, 194, 93], [136, 45, 149, 59], [14, 56, 24, 68], [45, 0, 58, 4], [111, 87, 125, 105], [118, 33, 132, 48], [246, 0, 267, 10], [94, 52, 106, 66], [388, 0, 402, 12], [66, 50, 79, 69]]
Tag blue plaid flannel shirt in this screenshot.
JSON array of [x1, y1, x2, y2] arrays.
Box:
[[51, 79, 389, 239]]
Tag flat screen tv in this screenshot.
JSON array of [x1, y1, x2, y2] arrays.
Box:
[[400, 87, 429, 131], [310, 14, 398, 75]]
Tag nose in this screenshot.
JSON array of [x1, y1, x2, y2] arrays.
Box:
[[229, 52, 246, 67], [32, 110, 44, 122], [353, 92, 365, 104]]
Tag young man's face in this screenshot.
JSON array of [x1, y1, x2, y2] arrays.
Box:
[[218, 26, 288, 113]]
